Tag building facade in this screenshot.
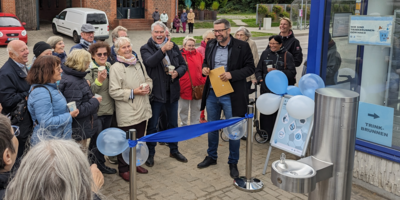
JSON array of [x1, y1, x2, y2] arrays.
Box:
[[0, 0, 176, 30]]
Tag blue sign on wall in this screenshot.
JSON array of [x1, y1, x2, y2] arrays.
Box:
[[356, 102, 394, 147]]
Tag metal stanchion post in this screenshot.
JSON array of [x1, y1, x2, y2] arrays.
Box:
[[234, 105, 264, 192], [129, 129, 137, 200]]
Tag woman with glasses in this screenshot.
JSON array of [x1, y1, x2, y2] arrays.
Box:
[[85, 42, 117, 174], [27, 56, 79, 146], [59, 49, 101, 153], [255, 35, 296, 141]]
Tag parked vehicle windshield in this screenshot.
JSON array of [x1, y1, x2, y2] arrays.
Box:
[[0, 17, 22, 27], [87, 14, 107, 24]]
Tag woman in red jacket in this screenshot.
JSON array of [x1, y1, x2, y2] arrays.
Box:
[[179, 36, 206, 126]]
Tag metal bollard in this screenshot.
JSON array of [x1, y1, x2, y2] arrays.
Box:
[[129, 129, 137, 200], [233, 105, 264, 192]]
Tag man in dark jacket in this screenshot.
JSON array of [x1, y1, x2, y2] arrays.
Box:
[[140, 21, 188, 167], [152, 8, 160, 22], [197, 19, 255, 179], [0, 40, 31, 159], [0, 114, 19, 199], [70, 24, 96, 52]]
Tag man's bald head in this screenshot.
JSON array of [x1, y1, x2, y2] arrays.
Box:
[[7, 40, 29, 65]]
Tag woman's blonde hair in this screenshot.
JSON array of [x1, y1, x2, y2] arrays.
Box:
[[65, 49, 91, 72], [183, 36, 196, 47], [280, 17, 292, 28], [5, 139, 96, 200]]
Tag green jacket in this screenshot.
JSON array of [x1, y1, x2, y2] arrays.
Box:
[[85, 61, 114, 116]]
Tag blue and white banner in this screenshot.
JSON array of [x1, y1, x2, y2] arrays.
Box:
[[348, 16, 394, 46]]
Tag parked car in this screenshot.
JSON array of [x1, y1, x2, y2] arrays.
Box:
[[0, 12, 27, 45], [52, 8, 109, 43]]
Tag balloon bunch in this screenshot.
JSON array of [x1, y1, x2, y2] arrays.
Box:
[[96, 128, 149, 166], [256, 71, 325, 119]]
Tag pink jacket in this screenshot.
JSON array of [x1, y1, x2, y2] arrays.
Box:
[[196, 41, 206, 58]]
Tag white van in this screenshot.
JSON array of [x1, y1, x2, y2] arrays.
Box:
[[52, 8, 109, 43]]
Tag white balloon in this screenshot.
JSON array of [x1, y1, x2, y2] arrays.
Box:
[[256, 93, 282, 115], [122, 142, 149, 166], [286, 95, 315, 119]]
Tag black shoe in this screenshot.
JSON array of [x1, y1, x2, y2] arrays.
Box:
[[97, 163, 117, 174], [170, 152, 188, 163], [229, 163, 239, 179], [159, 142, 166, 145], [197, 156, 217, 168], [145, 155, 154, 167], [241, 136, 247, 141]]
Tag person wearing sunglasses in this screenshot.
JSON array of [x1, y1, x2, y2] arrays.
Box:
[[0, 114, 19, 199], [84, 42, 117, 175]]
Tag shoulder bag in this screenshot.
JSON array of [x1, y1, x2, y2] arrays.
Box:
[[183, 55, 204, 100]]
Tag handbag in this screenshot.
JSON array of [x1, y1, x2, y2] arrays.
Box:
[[183, 55, 204, 100]]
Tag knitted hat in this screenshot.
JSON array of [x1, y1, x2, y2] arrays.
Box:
[[33, 41, 52, 58]]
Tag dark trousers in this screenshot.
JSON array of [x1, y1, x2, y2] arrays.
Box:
[[146, 100, 179, 155], [260, 111, 277, 139], [88, 115, 113, 165], [117, 120, 147, 173], [188, 23, 194, 33]]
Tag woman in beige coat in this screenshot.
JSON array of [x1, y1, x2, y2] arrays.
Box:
[[235, 26, 260, 94], [187, 9, 195, 34], [109, 37, 153, 180]]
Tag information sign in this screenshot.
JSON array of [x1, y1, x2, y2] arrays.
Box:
[[270, 95, 314, 157], [348, 15, 394, 46]]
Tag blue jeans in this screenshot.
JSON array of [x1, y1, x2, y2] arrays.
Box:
[[206, 89, 240, 164], [146, 100, 179, 155]]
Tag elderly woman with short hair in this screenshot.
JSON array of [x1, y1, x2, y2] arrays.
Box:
[[197, 30, 215, 58], [109, 37, 153, 180], [4, 139, 104, 200], [59, 49, 101, 152], [179, 36, 206, 126], [47, 36, 67, 65], [235, 26, 259, 93]]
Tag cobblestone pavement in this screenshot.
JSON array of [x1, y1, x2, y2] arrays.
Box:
[[0, 23, 388, 200]]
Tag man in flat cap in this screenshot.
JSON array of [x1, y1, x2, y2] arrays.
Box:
[[70, 24, 96, 52]]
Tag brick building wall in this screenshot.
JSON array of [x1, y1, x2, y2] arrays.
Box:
[[2, 0, 16, 15], [147, 0, 176, 25], [84, 0, 117, 27]]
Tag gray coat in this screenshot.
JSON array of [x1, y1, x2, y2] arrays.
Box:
[[152, 11, 160, 21]]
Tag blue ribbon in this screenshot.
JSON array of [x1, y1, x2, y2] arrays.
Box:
[[128, 113, 254, 147]]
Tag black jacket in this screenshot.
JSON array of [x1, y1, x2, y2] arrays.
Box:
[[256, 47, 296, 94], [0, 171, 11, 199], [267, 31, 303, 67], [201, 36, 255, 117], [59, 65, 99, 140], [140, 38, 187, 103], [0, 58, 32, 138]]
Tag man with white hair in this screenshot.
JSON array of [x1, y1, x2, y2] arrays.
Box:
[[0, 40, 32, 159], [140, 21, 188, 167]]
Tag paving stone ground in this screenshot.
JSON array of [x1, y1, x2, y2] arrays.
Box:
[[0, 23, 389, 200]]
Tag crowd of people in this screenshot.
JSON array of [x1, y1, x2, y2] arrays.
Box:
[[0, 16, 303, 199]]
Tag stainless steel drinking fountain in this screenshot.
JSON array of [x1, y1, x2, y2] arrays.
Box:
[[270, 88, 359, 200]]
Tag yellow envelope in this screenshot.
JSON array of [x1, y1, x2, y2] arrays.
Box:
[[209, 67, 234, 97]]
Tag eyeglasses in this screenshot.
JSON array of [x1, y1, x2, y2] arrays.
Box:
[[269, 42, 280, 45], [212, 28, 228, 33], [206, 38, 214, 41], [11, 125, 20, 136], [96, 53, 108, 57], [55, 66, 62, 72]]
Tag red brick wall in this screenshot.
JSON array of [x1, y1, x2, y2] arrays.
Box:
[[84, 0, 117, 27], [2, 0, 16, 15], [71, 0, 81, 7], [147, 0, 176, 26]]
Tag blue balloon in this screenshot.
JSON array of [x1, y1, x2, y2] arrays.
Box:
[[265, 70, 288, 95], [299, 74, 325, 100], [287, 86, 302, 96], [97, 128, 129, 156]]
